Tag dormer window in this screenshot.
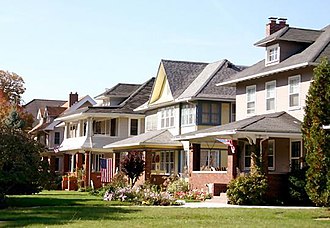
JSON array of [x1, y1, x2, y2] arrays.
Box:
[[266, 44, 280, 65]]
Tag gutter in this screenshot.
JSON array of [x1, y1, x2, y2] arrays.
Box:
[[217, 62, 316, 86]]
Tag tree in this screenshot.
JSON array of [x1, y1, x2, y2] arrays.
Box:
[[120, 151, 145, 187], [0, 71, 33, 129], [302, 58, 330, 207], [0, 110, 45, 197], [0, 70, 25, 104]]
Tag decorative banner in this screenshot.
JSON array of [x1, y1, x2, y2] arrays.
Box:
[[100, 158, 113, 183], [216, 138, 235, 153]]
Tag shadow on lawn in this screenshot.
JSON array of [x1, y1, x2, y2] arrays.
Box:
[[1, 194, 139, 227]]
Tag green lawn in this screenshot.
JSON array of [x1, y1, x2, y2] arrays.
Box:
[[0, 191, 329, 227]]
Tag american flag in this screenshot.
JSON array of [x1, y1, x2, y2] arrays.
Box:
[[100, 158, 113, 183], [216, 138, 235, 153]]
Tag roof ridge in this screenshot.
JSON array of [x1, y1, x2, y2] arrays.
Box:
[[187, 59, 227, 98], [161, 59, 208, 65], [288, 26, 323, 32], [118, 77, 155, 107]]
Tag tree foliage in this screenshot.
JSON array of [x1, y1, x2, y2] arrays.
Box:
[[0, 110, 45, 197], [0, 71, 33, 129], [120, 151, 145, 187], [0, 70, 25, 104], [302, 58, 330, 207]]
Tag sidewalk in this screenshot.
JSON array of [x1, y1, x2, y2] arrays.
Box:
[[181, 202, 319, 209]]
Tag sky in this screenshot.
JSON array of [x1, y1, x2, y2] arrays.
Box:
[[0, 0, 329, 103]]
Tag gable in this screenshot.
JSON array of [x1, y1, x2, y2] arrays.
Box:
[[149, 63, 173, 105]]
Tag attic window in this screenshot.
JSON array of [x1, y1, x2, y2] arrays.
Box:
[[266, 44, 280, 65]]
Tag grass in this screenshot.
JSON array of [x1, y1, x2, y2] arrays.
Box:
[[0, 191, 329, 227]]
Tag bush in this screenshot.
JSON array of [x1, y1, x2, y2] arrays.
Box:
[[163, 174, 189, 193], [287, 167, 313, 205], [227, 171, 268, 205]]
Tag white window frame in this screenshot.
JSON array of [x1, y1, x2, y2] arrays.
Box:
[[129, 118, 140, 136], [267, 140, 275, 171], [231, 103, 236, 122], [266, 44, 280, 65], [290, 140, 303, 171], [151, 151, 175, 175], [246, 85, 256, 115], [243, 143, 252, 171], [160, 107, 175, 129], [181, 104, 195, 126], [288, 75, 301, 110], [265, 80, 276, 112], [145, 115, 157, 132], [69, 123, 78, 138]]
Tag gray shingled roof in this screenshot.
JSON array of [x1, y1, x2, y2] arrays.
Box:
[[174, 112, 301, 140], [255, 27, 323, 46], [159, 59, 243, 102], [219, 25, 330, 86], [59, 77, 155, 117], [162, 60, 207, 99], [95, 83, 141, 99], [104, 129, 182, 149]]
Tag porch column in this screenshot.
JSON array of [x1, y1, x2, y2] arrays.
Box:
[[227, 140, 238, 179], [64, 123, 69, 139], [182, 141, 190, 177], [84, 151, 90, 187]]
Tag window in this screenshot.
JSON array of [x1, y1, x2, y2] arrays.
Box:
[[55, 157, 61, 172], [266, 81, 276, 111], [68, 154, 76, 172], [54, 132, 60, 145], [146, 115, 157, 131], [130, 119, 138, 135], [69, 124, 78, 138], [110, 118, 117, 136], [181, 104, 195, 126], [199, 149, 227, 171], [92, 154, 104, 172], [266, 45, 279, 64], [244, 144, 252, 169], [291, 140, 302, 171], [199, 102, 221, 125], [151, 151, 175, 174], [246, 85, 256, 114], [160, 107, 175, 129], [268, 140, 275, 170], [289, 75, 300, 108], [231, 103, 236, 122]]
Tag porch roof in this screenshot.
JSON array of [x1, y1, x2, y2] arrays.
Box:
[[174, 111, 302, 141], [104, 129, 182, 150]]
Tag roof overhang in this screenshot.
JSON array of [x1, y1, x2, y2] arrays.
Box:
[[105, 142, 182, 151], [175, 129, 301, 142], [56, 112, 145, 121], [217, 62, 317, 87]]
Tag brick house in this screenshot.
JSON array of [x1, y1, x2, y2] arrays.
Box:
[[174, 18, 330, 198], [105, 59, 244, 190]]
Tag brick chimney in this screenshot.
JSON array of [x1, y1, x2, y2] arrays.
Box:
[[69, 92, 78, 107], [266, 17, 288, 36]]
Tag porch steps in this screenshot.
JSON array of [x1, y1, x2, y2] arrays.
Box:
[[206, 193, 228, 204]]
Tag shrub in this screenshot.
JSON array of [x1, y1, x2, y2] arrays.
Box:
[[163, 174, 189, 193], [227, 171, 268, 205], [287, 167, 312, 205]]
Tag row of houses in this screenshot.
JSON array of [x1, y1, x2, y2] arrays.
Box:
[[25, 18, 330, 197]]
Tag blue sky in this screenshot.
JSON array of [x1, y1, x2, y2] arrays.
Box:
[[0, 0, 329, 103]]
